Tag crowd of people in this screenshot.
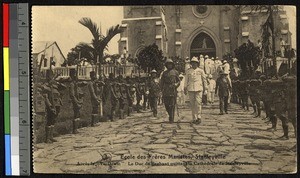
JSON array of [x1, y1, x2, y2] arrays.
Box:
[[34, 53, 296, 143]]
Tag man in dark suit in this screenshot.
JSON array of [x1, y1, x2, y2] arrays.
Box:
[[215, 71, 232, 115]]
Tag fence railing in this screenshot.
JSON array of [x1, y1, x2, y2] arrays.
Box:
[[40, 64, 148, 80], [261, 57, 296, 73]]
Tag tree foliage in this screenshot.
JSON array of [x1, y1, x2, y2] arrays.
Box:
[[136, 44, 165, 74], [66, 17, 123, 65], [170, 56, 185, 74], [234, 41, 261, 77]]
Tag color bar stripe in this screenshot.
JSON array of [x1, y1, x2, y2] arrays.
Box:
[[3, 3, 9, 47], [4, 91, 10, 134], [5, 135, 12, 175], [4, 48, 10, 90]]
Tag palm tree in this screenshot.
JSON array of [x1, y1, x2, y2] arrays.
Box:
[[78, 17, 123, 77]]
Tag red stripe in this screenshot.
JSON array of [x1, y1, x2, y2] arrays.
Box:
[[3, 3, 9, 47]]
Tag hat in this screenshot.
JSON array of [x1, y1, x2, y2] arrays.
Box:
[[211, 57, 214, 60], [208, 74, 213, 79], [200, 54, 203, 58], [216, 57, 219, 59], [205, 55, 209, 58], [190, 57, 199, 63], [150, 69, 157, 73], [179, 74, 184, 78], [223, 60, 227, 64], [165, 58, 174, 64]]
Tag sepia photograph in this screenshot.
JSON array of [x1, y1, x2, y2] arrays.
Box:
[[32, 5, 297, 174]]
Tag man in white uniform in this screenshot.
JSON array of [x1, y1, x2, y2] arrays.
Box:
[[184, 57, 208, 124], [205, 56, 213, 75], [222, 60, 232, 103], [199, 55, 205, 70]]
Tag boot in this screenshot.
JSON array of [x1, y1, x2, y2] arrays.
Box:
[[127, 107, 132, 116], [45, 126, 52, 143], [120, 109, 125, 119], [73, 118, 80, 134], [252, 105, 257, 115], [153, 110, 157, 117], [50, 125, 57, 142], [111, 111, 115, 121], [279, 124, 289, 140], [91, 114, 95, 127], [267, 116, 277, 131]]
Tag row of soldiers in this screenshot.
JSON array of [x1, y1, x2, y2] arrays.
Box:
[[231, 71, 296, 140], [34, 68, 160, 143]]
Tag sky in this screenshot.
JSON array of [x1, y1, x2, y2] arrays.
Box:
[[32, 6, 296, 58], [32, 6, 123, 57]]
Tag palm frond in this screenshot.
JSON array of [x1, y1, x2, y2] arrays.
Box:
[[101, 24, 123, 47], [79, 17, 101, 42]]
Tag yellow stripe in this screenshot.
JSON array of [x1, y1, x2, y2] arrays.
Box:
[[3, 48, 10, 90]]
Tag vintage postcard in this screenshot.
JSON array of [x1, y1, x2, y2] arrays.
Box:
[[32, 5, 297, 174]]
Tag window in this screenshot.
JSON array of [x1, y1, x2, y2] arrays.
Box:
[[196, 5, 208, 14], [192, 5, 211, 18]]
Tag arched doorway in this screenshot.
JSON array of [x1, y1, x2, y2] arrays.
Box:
[[190, 32, 216, 58]]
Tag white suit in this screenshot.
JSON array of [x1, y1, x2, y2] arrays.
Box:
[[184, 67, 208, 120]]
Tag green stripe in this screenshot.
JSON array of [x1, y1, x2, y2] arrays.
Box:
[[4, 91, 10, 134]]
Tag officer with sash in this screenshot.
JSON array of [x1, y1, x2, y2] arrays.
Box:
[[160, 59, 180, 123]]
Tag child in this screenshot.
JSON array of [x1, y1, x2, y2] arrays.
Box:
[[207, 74, 216, 104], [177, 74, 185, 107]]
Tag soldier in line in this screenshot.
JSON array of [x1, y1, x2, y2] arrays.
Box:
[[125, 77, 135, 116], [119, 76, 128, 119], [42, 69, 66, 143], [88, 71, 101, 126], [233, 79, 241, 104], [103, 73, 117, 121], [282, 75, 297, 139], [267, 78, 289, 140], [69, 69, 84, 134], [184, 57, 208, 124], [239, 77, 249, 111], [231, 79, 238, 104], [148, 70, 161, 117], [248, 73, 262, 118], [113, 77, 122, 120], [160, 59, 180, 123], [260, 75, 271, 121]]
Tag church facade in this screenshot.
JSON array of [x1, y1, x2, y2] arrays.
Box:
[[119, 5, 291, 59]]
